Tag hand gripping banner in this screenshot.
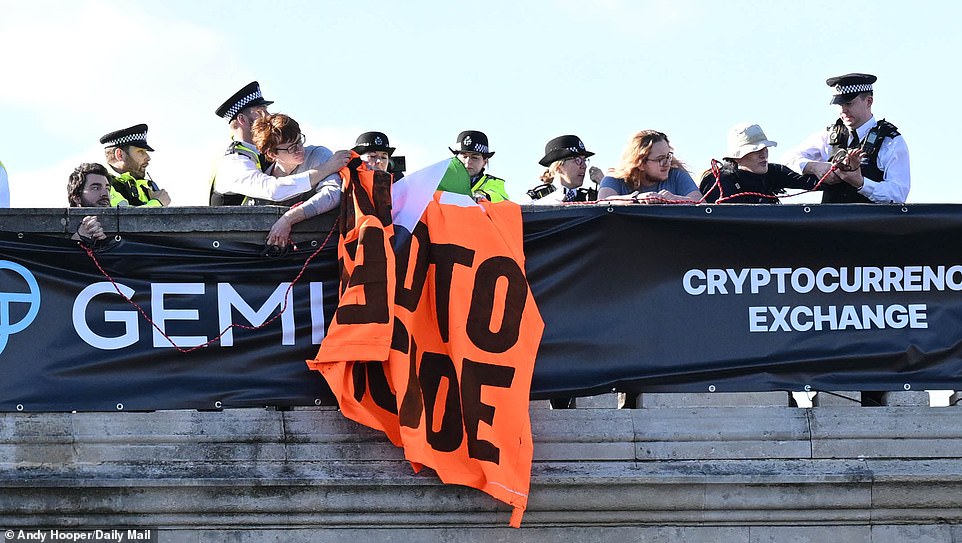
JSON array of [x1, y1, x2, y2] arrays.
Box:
[[309, 157, 544, 527]]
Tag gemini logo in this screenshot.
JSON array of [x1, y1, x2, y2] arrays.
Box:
[[0, 260, 41, 354]]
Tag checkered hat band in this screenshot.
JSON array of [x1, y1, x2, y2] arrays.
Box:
[[223, 90, 262, 119], [471, 144, 489, 153], [104, 133, 147, 146], [834, 83, 872, 95]]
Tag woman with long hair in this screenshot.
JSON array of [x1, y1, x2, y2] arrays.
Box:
[[598, 130, 700, 203]]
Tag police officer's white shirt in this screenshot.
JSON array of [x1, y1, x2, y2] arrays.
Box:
[[522, 184, 566, 205], [782, 115, 911, 204], [0, 162, 9, 208], [213, 139, 314, 201]]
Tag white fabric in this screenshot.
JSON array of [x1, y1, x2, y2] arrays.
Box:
[[0, 162, 9, 208]]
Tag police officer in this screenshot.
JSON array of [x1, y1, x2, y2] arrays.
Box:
[[525, 135, 602, 204], [449, 130, 509, 202], [783, 73, 910, 203], [210, 81, 338, 206], [353, 131, 398, 174], [100, 124, 171, 207]]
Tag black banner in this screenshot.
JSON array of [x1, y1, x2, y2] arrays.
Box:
[[525, 204, 962, 397], [2, 205, 962, 411], [0, 233, 338, 412]]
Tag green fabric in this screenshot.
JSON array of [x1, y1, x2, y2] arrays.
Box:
[[436, 157, 472, 195], [435, 159, 511, 202]]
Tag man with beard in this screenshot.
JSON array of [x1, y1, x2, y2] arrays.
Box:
[[100, 123, 171, 207], [66, 162, 110, 241]]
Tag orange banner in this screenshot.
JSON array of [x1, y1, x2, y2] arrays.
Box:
[[309, 159, 544, 526]]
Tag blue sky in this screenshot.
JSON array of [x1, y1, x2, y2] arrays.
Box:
[[0, 0, 953, 206]]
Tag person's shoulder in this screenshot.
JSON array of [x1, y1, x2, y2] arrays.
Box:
[[481, 173, 506, 183], [875, 118, 902, 139], [304, 145, 333, 159], [670, 168, 695, 182]]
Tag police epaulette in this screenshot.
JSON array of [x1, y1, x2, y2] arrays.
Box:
[[876, 119, 900, 139]]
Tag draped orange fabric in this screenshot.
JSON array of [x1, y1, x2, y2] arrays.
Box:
[[308, 159, 544, 527]]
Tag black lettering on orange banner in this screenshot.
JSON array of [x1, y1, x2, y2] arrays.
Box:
[[419, 352, 463, 453], [336, 226, 389, 324], [396, 221, 431, 312], [351, 361, 398, 415], [399, 333, 423, 429], [341, 167, 359, 232], [371, 170, 394, 226], [431, 243, 476, 343], [467, 256, 527, 353], [461, 359, 515, 464]]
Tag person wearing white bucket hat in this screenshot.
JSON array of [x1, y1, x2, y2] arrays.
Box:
[[699, 123, 818, 204]]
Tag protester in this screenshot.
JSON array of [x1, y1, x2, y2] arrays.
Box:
[[524, 135, 602, 204], [100, 124, 171, 207], [782, 73, 910, 203], [598, 130, 701, 203], [209, 81, 345, 205], [699, 123, 818, 204], [66, 162, 109, 241], [253, 114, 347, 247], [450, 130, 510, 202], [0, 160, 9, 208]]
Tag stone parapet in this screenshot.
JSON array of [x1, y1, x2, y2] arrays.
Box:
[[2, 407, 962, 541]]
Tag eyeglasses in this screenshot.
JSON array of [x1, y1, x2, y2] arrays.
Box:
[[645, 152, 674, 167], [565, 156, 590, 166], [276, 134, 306, 154]]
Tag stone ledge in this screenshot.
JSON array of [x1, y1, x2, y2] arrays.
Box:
[[3, 407, 962, 533]]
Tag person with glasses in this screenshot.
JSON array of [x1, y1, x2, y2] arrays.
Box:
[[210, 81, 347, 206], [449, 130, 510, 202], [252, 113, 350, 248], [598, 130, 701, 203], [699, 123, 818, 204], [524, 135, 603, 204]]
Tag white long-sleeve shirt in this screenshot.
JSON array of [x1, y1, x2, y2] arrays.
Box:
[[212, 140, 314, 202], [782, 116, 911, 204]]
